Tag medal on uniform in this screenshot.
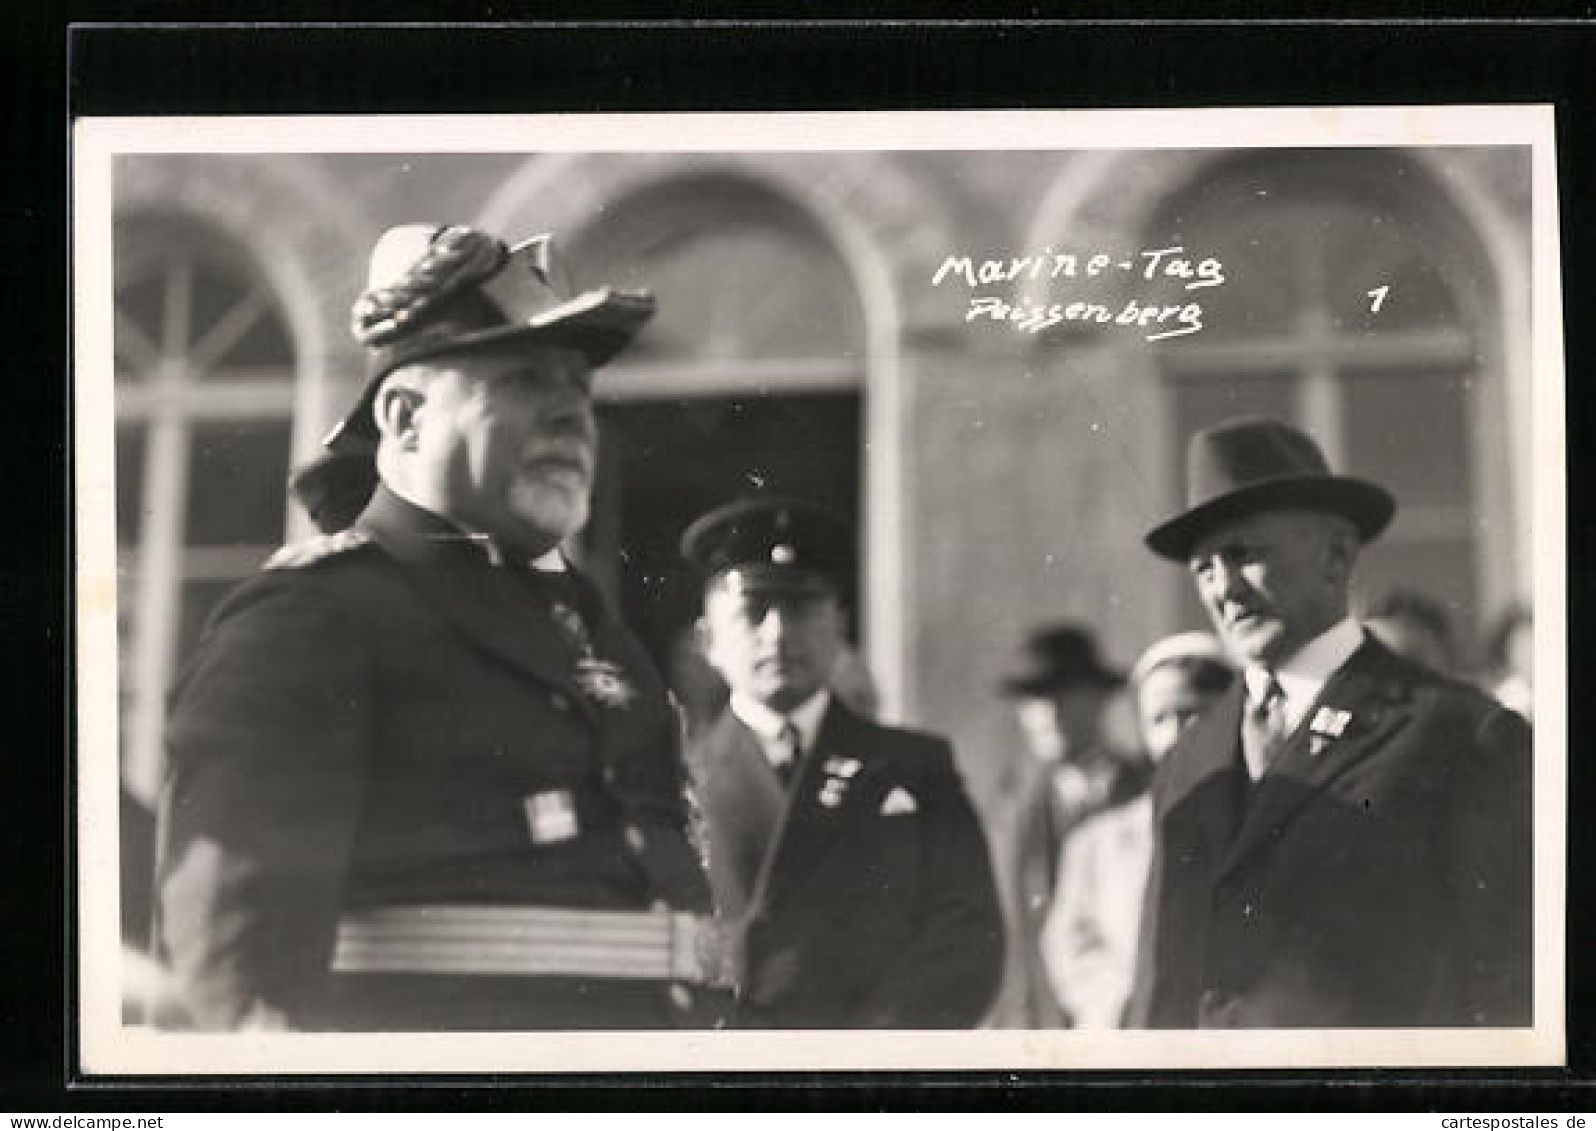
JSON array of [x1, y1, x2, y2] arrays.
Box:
[[548, 599, 637, 710], [524, 790, 580, 844], [574, 656, 637, 710]]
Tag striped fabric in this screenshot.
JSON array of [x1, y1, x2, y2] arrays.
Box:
[[331, 905, 727, 986]]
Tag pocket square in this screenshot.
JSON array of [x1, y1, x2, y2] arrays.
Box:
[[880, 787, 918, 816]]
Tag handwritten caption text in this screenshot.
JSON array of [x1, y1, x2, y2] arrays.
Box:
[[934, 246, 1227, 342]]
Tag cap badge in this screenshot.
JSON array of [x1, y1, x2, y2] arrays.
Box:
[[771, 543, 797, 565]]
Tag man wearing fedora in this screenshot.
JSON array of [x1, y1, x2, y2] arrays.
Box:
[[155, 224, 720, 1030], [680, 495, 1004, 1027], [1128, 416, 1532, 1028], [995, 625, 1145, 1027]]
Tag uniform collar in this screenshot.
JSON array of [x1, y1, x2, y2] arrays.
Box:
[[364, 482, 567, 571], [1245, 615, 1363, 729], [731, 688, 832, 762]]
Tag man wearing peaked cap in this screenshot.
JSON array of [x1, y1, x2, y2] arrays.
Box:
[[680, 496, 1005, 1027], [156, 223, 722, 1031], [1127, 416, 1532, 1028]]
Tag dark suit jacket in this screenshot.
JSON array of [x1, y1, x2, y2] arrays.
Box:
[[688, 702, 1005, 1028], [156, 487, 711, 1031], [1127, 635, 1532, 1028]]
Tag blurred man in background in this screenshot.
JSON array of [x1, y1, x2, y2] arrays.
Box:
[[1042, 632, 1234, 1028], [1485, 602, 1534, 720], [1364, 587, 1458, 675], [994, 624, 1145, 1027]]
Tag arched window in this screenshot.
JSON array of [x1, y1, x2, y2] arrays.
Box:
[[568, 176, 867, 699], [1151, 152, 1494, 656], [115, 212, 299, 804]]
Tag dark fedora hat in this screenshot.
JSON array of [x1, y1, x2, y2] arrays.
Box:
[[1000, 624, 1126, 698], [325, 224, 655, 449], [680, 495, 853, 598], [1145, 416, 1395, 561]]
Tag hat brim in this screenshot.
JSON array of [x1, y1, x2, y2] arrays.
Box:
[[1144, 475, 1395, 561], [327, 289, 653, 449], [709, 565, 840, 598]]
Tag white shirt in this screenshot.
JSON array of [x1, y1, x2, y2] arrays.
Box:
[[730, 689, 831, 772], [529, 547, 567, 572], [1041, 794, 1153, 1029], [1243, 616, 1364, 731]]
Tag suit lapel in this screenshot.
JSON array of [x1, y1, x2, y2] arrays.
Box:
[[695, 712, 788, 918], [1155, 682, 1247, 860], [755, 702, 885, 912], [1220, 636, 1415, 878], [355, 487, 595, 722]]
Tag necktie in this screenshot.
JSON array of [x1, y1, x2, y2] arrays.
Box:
[[774, 720, 802, 787], [1241, 675, 1290, 781]]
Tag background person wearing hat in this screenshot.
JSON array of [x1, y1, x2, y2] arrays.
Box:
[[993, 624, 1146, 1028], [1127, 416, 1532, 1028], [680, 495, 1004, 1027], [1041, 632, 1235, 1029], [155, 224, 719, 1030]]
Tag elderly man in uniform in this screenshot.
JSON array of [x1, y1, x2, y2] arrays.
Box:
[[155, 224, 720, 1031], [1128, 416, 1532, 1028], [680, 496, 1004, 1027]]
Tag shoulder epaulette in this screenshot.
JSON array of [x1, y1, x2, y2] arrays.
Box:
[[264, 529, 374, 570]]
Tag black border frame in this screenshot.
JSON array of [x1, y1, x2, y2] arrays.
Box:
[[22, 12, 1595, 1109]]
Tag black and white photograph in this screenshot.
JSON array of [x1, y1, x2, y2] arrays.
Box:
[[72, 107, 1564, 1074]]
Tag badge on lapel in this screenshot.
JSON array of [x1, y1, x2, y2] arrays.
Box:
[[1308, 706, 1352, 755], [815, 756, 862, 808]]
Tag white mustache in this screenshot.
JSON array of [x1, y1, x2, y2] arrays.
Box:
[[521, 446, 594, 476]]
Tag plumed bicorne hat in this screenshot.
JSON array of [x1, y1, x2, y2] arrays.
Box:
[[324, 223, 656, 450], [1144, 416, 1395, 561], [680, 495, 853, 597]]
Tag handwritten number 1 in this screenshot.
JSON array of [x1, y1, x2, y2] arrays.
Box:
[[1367, 285, 1390, 313]]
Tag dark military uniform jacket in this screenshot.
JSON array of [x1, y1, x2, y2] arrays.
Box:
[[1127, 634, 1532, 1028], [688, 700, 1005, 1028], [156, 487, 711, 1031]]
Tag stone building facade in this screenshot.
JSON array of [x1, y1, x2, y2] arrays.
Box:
[[108, 144, 1535, 963]]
